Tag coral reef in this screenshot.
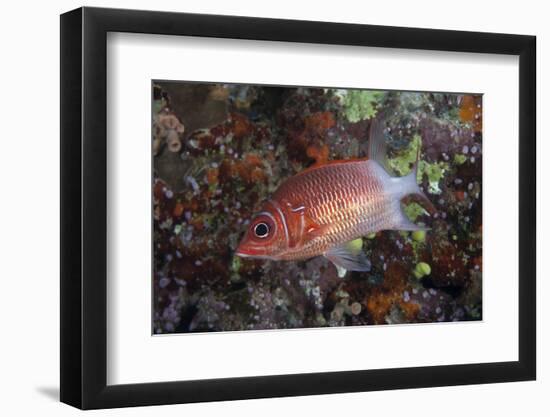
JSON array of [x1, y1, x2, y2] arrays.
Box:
[[152, 82, 483, 333]]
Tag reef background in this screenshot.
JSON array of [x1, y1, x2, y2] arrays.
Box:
[[152, 82, 482, 334]]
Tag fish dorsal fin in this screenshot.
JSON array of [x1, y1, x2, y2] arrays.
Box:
[[294, 158, 369, 178], [368, 118, 391, 172], [324, 239, 371, 278]]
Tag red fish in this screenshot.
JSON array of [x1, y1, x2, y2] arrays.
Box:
[[236, 120, 431, 277]]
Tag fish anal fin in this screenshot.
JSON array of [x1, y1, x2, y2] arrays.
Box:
[[325, 239, 371, 278]]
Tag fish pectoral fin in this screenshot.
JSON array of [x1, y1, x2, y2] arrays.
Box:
[[325, 239, 371, 278], [303, 216, 329, 239]]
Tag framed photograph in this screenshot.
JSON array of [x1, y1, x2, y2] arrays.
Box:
[[60, 6, 536, 409]]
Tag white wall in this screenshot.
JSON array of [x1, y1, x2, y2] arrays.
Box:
[[0, 0, 545, 415]]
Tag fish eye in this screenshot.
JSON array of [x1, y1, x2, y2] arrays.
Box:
[[253, 222, 270, 238]]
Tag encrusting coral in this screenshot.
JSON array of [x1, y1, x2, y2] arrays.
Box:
[[153, 111, 185, 154]]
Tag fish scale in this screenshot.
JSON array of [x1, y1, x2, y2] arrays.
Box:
[[271, 160, 397, 260], [236, 121, 430, 276]]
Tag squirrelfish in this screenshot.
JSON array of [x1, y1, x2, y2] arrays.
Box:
[[236, 119, 432, 277]]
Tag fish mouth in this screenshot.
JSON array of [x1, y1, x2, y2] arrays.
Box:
[[235, 249, 253, 258], [235, 246, 271, 259]]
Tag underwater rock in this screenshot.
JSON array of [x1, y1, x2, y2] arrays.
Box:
[[159, 82, 229, 137]]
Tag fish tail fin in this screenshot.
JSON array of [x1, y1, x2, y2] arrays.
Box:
[[370, 117, 436, 222], [392, 184, 431, 232], [394, 144, 437, 231]]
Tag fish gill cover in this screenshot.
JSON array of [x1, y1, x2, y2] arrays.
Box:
[[152, 82, 482, 334]]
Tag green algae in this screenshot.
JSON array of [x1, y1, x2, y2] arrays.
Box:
[[153, 99, 164, 114], [387, 134, 421, 177], [453, 153, 467, 165], [419, 160, 448, 194], [411, 230, 426, 243], [386, 134, 448, 194], [347, 237, 363, 253], [413, 262, 431, 279], [231, 255, 242, 273], [410, 236, 425, 264], [403, 202, 429, 222], [230, 256, 243, 282], [341, 90, 385, 123]]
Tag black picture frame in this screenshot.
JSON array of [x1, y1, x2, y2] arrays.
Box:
[[60, 6, 536, 410]]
